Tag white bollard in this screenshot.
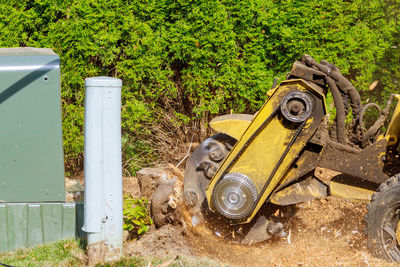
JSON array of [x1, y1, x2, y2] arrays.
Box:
[[83, 77, 122, 264]]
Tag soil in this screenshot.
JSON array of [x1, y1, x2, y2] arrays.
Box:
[[123, 167, 397, 267]]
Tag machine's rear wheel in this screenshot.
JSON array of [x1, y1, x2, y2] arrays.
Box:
[[366, 174, 400, 261]]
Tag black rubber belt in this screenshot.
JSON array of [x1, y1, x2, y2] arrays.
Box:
[[255, 119, 306, 204], [212, 104, 308, 220], [214, 105, 280, 183]]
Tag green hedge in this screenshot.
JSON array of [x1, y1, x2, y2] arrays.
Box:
[[0, 0, 398, 174]]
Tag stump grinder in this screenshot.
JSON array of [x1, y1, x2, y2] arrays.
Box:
[[183, 55, 400, 261]]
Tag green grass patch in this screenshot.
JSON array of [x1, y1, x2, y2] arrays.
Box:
[[0, 239, 225, 267], [98, 255, 225, 267], [0, 239, 86, 267]]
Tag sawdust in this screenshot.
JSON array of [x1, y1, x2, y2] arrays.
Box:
[[123, 168, 398, 267], [181, 196, 395, 267]]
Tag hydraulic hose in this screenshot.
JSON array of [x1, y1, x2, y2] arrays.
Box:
[[360, 96, 393, 148], [326, 76, 347, 144], [302, 55, 362, 122]]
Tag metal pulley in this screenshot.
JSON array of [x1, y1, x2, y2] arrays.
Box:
[[280, 91, 313, 123], [212, 173, 258, 220]]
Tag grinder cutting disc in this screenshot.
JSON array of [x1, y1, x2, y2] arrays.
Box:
[[212, 173, 258, 220]]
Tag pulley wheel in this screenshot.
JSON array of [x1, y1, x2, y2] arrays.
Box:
[[280, 91, 313, 123], [212, 173, 258, 220]]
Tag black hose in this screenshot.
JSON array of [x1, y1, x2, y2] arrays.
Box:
[[302, 55, 363, 141], [359, 103, 381, 136], [360, 96, 393, 148], [326, 76, 346, 144], [302, 55, 363, 120]]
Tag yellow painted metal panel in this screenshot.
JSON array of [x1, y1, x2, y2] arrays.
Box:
[[270, 177, 327, 205], [210, 114, 253, 140], [229, 116, 293, 190], [386, 94, 400, 145], [330, 181, 374, 202], [206, 80, 326, 223]]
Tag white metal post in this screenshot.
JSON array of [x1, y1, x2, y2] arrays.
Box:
[[83, 77, 122, 264]]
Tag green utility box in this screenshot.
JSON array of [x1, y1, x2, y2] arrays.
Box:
[[0, 48, 78, 253]]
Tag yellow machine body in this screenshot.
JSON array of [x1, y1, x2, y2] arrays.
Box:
[[385, 94, 400, 145], [183, 56, 400, 257], [210, 114, 253, 140], [206, 80, 326, 223]]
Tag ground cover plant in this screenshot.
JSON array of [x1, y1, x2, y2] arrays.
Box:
[[123, 195, 153, 238]]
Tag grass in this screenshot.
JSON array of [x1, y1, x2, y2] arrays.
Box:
[[0, 240, 224, 267], [99, 255, 225, 267], [0, 239, 86, 267]]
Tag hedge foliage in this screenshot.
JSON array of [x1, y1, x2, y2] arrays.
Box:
[[0, 0, 399, 174]]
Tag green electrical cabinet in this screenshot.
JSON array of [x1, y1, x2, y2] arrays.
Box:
[[0, 48, 79, 253]]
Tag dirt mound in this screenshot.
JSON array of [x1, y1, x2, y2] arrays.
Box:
[[125, 224, 191, 258], [124, 167, 397, 266], [123, 177, 141, 198]]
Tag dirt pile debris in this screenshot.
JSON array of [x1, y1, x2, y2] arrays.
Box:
[[123, 166, 397, 266]]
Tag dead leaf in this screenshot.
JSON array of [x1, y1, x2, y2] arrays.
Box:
[[368, 80, 379, 90]]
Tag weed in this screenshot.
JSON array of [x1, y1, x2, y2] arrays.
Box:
[[123, 195, 153, 238]]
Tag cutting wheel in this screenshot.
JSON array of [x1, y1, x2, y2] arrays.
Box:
[[183, 133, 236, 208], [212, 172, 258, 220]]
